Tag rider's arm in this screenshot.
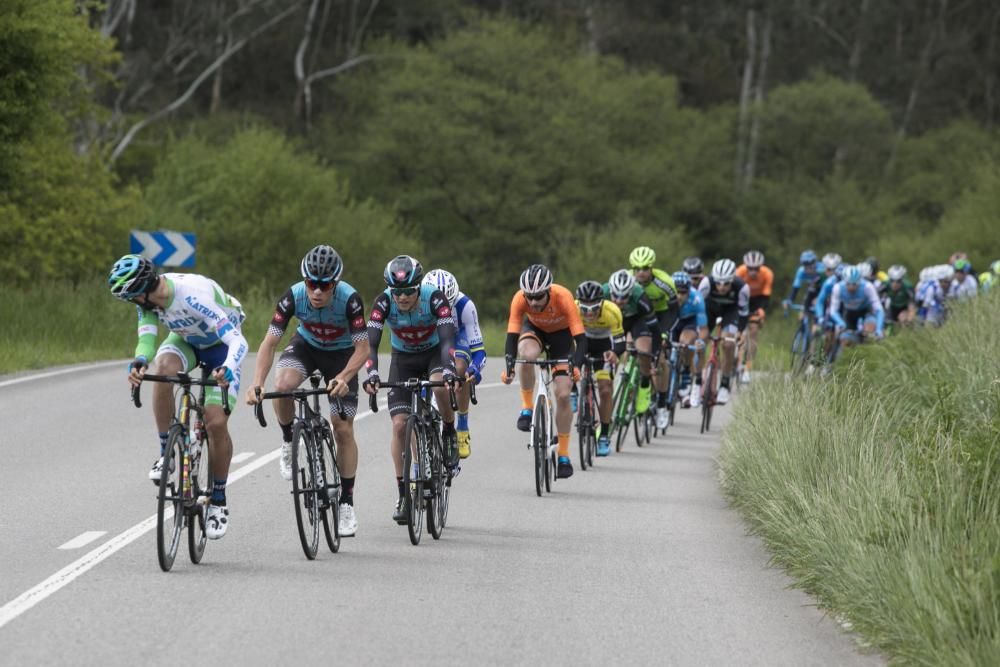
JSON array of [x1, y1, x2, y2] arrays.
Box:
[[787, 267, 804, 303], [338, 292, 370, 383], [134, 307, 159, 363], [430, 290, 457, 371], [865, 283, 885, 334], [829, 286, 846, 328], [505, 291, 525, 365], [461, 299, 487, 378], [251, 288, 295, 388], [365, 292, 391, 376], [737, 283, 751, 332]]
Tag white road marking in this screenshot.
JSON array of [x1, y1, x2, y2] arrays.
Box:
[[57, 532, 107, 550], [0, 361, 123, 389], [0, 384, 497, 628], [230, 452, 255, 464]]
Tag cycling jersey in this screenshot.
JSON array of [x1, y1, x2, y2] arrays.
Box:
[[813, 275, 839, 322], [638, 268, 678, 313], [698, 276, 751, 332], [883, 280, 915, 310], [602, 283, 653, 320], [734, 265, 774, 297], [454, 293, 486, 379], [135, 273, 248, 375], [507, 284, 584, 336], [830, 281, 884, 334], [787, 265, 823, 303], [948, 274, 978, 300], [269, 281, 366, 351], [366, 284, 456, 377], [578, 300, 625, 341], [676, 289, 708, 328]]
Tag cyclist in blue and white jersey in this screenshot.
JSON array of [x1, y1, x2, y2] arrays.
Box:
[[110, 254, 248, 540], [949, 259, 979, 300], [364, 255, 459, 525], [671, 272, 709, 408], [813, 260, 845, 358], [829, 265, 884, 355], [783, 249, 823, 313], [423, 268, 484, 460], [916, 266, 946, 325], [246, 245, 368, 537]]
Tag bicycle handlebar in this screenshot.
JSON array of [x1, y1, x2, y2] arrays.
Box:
[[366, 377, 464, 413], [132, 372, 230, 416], [252, 385, 347, 427]]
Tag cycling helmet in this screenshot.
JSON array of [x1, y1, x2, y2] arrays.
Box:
[[864, 256, 880, 275], [918, 267, 930, 283], [682, 257, 704, 275], [301, 244, 343, 282], [109, 254, 158, 300], [887, 265, 907, 281], [743, 250, 765, 268], [857, 262, 873, 280], [953, 258, 972, 273], [821, 253, 842, 270], [384, 255, 424, 288], [576, 280, 603, 303], [423, 268, 459, 306], [608, 269, 636, 299], [978, 272, 995, 289], [800, 249, 817, 264], [519, 264, 553, 294], [844, 265, 862, 285], [834, 263, 847, 279], [671, 271, 692, 289], [939, 265, 955, 281], [629, 246, 656, 268], [991, 259, 1000, 275], [711, 258, 737, 283]]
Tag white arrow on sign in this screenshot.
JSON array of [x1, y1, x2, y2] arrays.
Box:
[[131, 231, 162, 260], [162, 231, 195, 266]]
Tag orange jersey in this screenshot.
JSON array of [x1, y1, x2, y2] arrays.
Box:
[[507, 283, 585, 336], [735, 265, 774, 297]]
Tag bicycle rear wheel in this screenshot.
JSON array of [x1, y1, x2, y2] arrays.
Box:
[[187, 436, 210, 564], [403, 416, 424, 545], [317, 426, 341, 554], [291, 422, 320, 560], [614, 382, 634, 453], [532, 395, 546, 496], [700, 361, 718, 434], [427, 431, 447, 540], [790, 325, 806, 372], [577, 380, 592, 471], [157, 424, 186, 572]]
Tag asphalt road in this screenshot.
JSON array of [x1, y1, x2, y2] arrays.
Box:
[[0, 357, 882, 666]]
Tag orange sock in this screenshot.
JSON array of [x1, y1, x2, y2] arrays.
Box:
[[558, 433, 570, 457], [520, 389, 533, 410]]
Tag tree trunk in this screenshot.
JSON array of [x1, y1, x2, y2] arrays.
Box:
[[833, 0, 871, 176], [735, 8, 757, 195], [294, 0, 323, 128], [986, 8, 1000, 129], [744, 12, 772, 192]]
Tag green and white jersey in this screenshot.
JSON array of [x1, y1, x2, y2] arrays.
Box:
[[640, 268, 678, 313], [135, 273, 248, 372]]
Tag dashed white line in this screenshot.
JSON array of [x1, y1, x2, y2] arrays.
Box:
[[230, 452, 255, 464], [57, 532, 107, 550]]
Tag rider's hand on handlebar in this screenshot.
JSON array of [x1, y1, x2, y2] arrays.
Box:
[[327, 378, 349, 398], [212, 366, 233, 389], [127, 357, 147, 388], [603, 350, 618, 366], [500, 368, 514, 384], [571, 366, 581, 383], [363, 372, 380, 395], [246, 385, 264, 405]]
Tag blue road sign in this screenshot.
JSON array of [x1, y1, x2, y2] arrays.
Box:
[[129, 231, 196, 267]]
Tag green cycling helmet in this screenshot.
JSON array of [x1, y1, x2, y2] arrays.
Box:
[[109, 254, 158, 300], [629, 246, 656, 268], [991, 259, 1000, 275]]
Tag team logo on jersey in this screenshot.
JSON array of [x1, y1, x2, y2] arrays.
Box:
[[436, 305, 451, 318], [352, 316, 365, 330], [303, 321, 346, 342], [370, 309, 384, 322], [392, 325, 435, 345], [274, 311, 286, 324]]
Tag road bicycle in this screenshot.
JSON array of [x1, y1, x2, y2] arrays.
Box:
[[509, 357, 569, 496], [787, 303, 819, 375], [369, 377, 459, 544], [699, 330, 723, 434], [661, 340, 701, 433], [609, 347, 653, 452], [254, 373, 343, 560], [575, 357, 601, 470], [131, 364, 229, 572]]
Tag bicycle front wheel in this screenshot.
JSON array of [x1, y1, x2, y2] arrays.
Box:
[[577, 382, 591, 471], [532, 395, 547, 496], [403, 416, 425, 545], [427, 430, 447, 540], [291, 422, 320, 560], [187, 437, 210, 564], [317, 426, 341, 554], [701, 361, 718, 434], [157, 424, 186, 572]]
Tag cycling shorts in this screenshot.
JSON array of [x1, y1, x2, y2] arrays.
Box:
[[277, 334, 359, 418]]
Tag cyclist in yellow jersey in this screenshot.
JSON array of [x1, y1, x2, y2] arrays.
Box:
[[575, 281, 626, 456]]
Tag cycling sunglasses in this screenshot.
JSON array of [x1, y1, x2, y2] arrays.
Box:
[[631, 265, 653, 271], [579, 302, 602, 316], [391, 286, 418, 297], [305, 278, 335, 292], [524, 291, 549, 302]]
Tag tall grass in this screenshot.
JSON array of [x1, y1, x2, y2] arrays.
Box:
[[719, 291, 1000, 664]]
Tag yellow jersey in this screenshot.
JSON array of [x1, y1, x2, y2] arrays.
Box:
[[577, 299, 625, 342]]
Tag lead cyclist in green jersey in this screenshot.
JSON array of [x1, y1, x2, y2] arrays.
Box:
[[110, 254, 248, 540], [628, 247, 680, 429]]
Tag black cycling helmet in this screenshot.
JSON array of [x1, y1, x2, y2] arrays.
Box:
[[682, 257, 703, 275], [301, 244, 343, 282], [575, 280, 603, 303], [384, 255, 424, 288], [109, 254, 159, 300], [865, 256, 879, 275], [519, 264, 553, 294]]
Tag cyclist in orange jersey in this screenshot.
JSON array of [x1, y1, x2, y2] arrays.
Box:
[[501, 264, 587, 480], [734, 250, 773, 384]]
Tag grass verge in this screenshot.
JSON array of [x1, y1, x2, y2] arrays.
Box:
[[719, 291, 1000, 664]]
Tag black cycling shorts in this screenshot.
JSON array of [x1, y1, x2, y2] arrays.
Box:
[[519, 322, 574, 376], [621, 314, 652, 341], [276, 334, 359, 418], [387, 345, 445, 416]]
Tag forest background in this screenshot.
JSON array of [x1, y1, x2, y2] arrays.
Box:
[[3, 0, 999, 318]]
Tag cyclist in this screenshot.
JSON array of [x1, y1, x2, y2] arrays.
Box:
[[670, 271, 708, 408], [979, 260, 1000, 291], [245, 245, 368, 538], [423, 268, 485, 460], [830, 265, 884, 355], [698, 259, 750, 405], [883, 264, 916, 329], [950, 258, 979, 300], [682, 257, 705, 288], [629, 246, 680, 419], [864, 256, 888, 292], [916, 266, 947, 325], [363, 255, 459, 524], [734, 250, 773, 384], [604, 269, 663, 427], [501, 264, 587, 480], [812, 256, 843, 358], [783, 249, 822, 313], [576, 281, 626, 457], [110, 254, 247, 540]]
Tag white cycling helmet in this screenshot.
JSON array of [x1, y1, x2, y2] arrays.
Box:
[[887, 265, 906, 281], [608, 269, 635, 300], [939, 264, 955, 281], [519, 264, 553, 294], [822, 253, 842, 270], [423, 268, 459, 306], [857, 262, 873, 280], [743, 250, 765, 268], [711, 258, 737, 283]]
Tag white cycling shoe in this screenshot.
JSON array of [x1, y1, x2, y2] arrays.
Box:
[[655, 407, 670, 430], [279, 442, 293, 481], [716, 387, 731, 405], [689, 389, 702, 408], [338, 503, 358, 537], [206, 504, 229, 540]]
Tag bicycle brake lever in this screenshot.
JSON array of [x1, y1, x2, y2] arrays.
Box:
[[369, 392, 379, 414], [131, 384, 142, 409], [254, 388, 267, 427]]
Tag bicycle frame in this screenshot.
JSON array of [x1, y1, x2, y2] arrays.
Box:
[[512, 358, 568, 496]]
